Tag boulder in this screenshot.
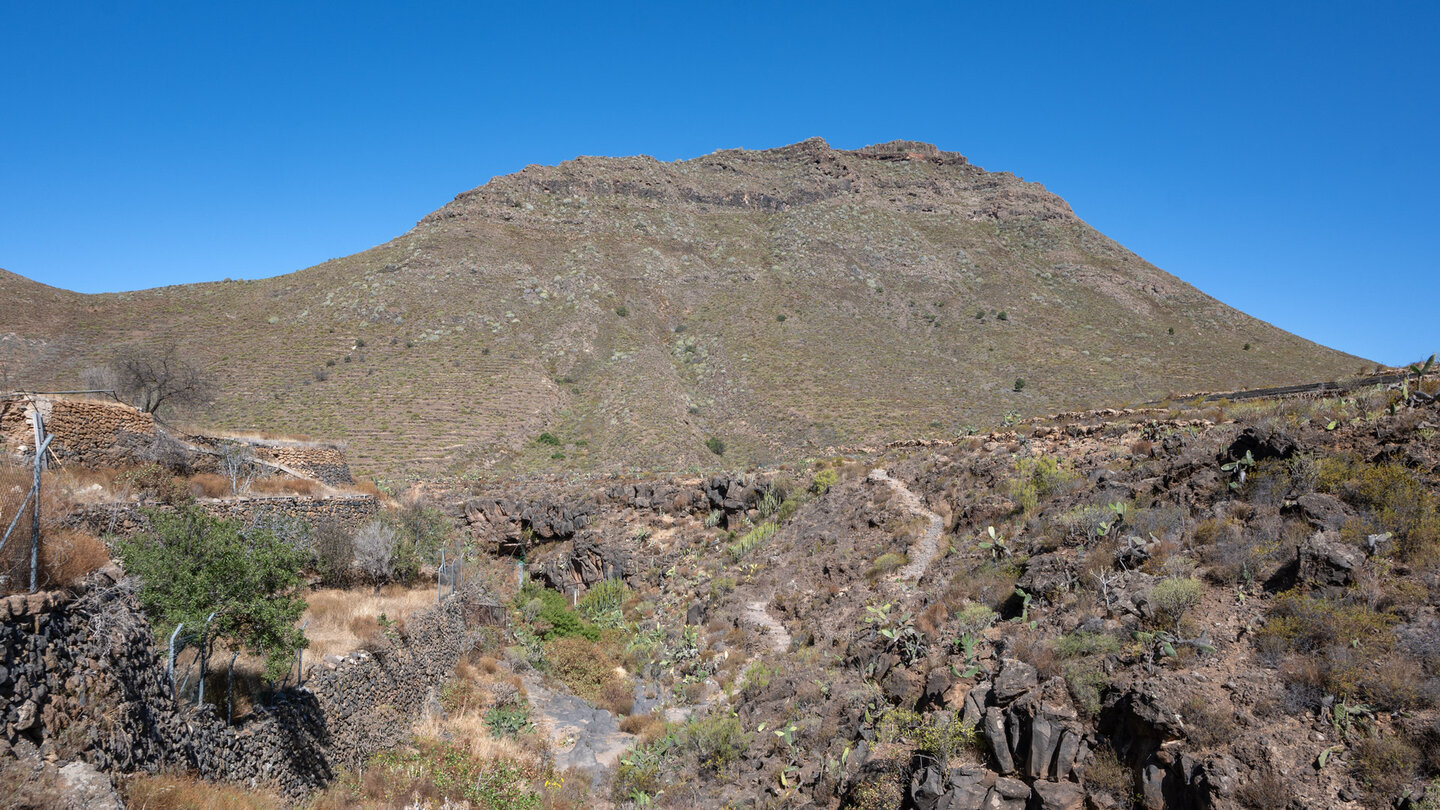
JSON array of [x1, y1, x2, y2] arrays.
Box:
[[1032, 779, 1085, 810], [1297, 531, 1361, 589], [991, 658, 1037, 703], [1224, 426, 1299, 464], [939, 765, 991, 810], [910, 764, 947, 810], [56, 761, 123, 810], [1291, 493, 1351, 531], [984, 706, 1015, 773]]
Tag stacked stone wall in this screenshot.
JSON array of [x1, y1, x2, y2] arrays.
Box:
[[0, 565, 488, 799], [256, 446, 353, 486], [0, 397, 156, 466], [65, 494, 380, 539]]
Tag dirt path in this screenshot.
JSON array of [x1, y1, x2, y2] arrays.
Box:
[[742, 599, 792, 653], [868, 468, 942, 582]]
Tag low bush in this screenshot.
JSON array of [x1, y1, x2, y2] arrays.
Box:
[[1353, 732, 1420, 800], [1317, 456, 1440, 561], [812, 468, 839, 494], [1053, 630, 1122, 659], [1150, 577, 1204, 630], [683, 713, 749, 773], [365, 740, 539, 809], [867, 552, 908, 580]]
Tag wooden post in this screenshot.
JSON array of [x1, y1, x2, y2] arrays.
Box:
[[29, 408, 44, 592]]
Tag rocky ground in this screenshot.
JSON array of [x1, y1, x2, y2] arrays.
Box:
[[451, 378, 1440, 809]]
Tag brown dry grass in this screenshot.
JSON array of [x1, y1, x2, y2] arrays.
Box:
[[248, 475, 326, 497], [2, 461, 110, 593], [122, 772, 285, 810], [302, 583, 440, 660]]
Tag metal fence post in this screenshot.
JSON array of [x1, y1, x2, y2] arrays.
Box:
[[227, 651, 239, 724], [196, 612, 216, 706], [167, 623, 184, 699], [296, 619, 309, 687]]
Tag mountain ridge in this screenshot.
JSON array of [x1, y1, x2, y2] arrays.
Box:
[[0, 139, 1368, 479]]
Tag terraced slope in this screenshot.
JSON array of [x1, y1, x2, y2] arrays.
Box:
[[0, 139, 1368, 478]]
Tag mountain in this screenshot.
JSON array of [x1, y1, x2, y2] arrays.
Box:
[[0, 138, 1368, 478]]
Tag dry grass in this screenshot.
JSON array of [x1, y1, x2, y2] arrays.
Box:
[[2, 462, 110, 593], [303, 583, 440, 660], [122, 772, 285, 810], [248, 475, 326, 497]]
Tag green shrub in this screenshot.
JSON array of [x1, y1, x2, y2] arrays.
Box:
[[705, 436, 726, 456], [115, 505, 307, 679], [517, 585, 600, 641], [1150, 577, 1204, 630], [1053, 630, 1122, 659], [954, 602, 997, 634], [812, 468, 839, 494], [383, 501, 451, 585], [616, 306, 629, 317], [868, 552, 909, 579], [1257, 590, 1396, 655], [1013, 377, 1025, 391], [536, 432, 562, 446], [1316, 456, 1440, 561], [739, 660, 778, 696], [683, 713, 749, 772], [483, 700, 533, 738], [996, 311, 1008, 321], [1064, 662, 1109, 717]]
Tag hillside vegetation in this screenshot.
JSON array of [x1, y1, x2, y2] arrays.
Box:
[[0, 139, 1366, 479]]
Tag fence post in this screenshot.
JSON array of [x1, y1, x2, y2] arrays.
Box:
[[296, 619, 309, 687], [167, 623, 184, 699], [196, 612, 216, 707], [28, 409, 45, 592], [227, 651, 239, 724], [438, 549, 446, 604]]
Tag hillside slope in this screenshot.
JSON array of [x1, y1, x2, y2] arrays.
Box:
[[0, 139, 1367, 478]]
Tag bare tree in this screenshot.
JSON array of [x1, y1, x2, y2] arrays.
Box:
[[353, 520, 397, 593], [218, 442, 254, 495], [105, 342, 217, 418]]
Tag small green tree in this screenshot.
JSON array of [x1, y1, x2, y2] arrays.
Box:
[[706, 436, 726, 456], [116, 505, 308, 679]]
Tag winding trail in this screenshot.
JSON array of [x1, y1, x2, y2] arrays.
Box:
[[742, 599, 793, 653], [868, 468, 943, 582]]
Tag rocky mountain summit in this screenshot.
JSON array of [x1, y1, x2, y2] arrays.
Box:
[[0, 139, 1365, 478]]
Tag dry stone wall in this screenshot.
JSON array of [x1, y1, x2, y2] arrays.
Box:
[[66, 494, 380, 539], [0, 565, 488, 799], [0, 397, 156, 467]]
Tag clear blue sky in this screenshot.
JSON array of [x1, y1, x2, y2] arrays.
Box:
[[2, 1, 1435, 365]]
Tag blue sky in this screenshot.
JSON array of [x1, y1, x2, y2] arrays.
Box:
[[2, 1, 1435, 365]]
